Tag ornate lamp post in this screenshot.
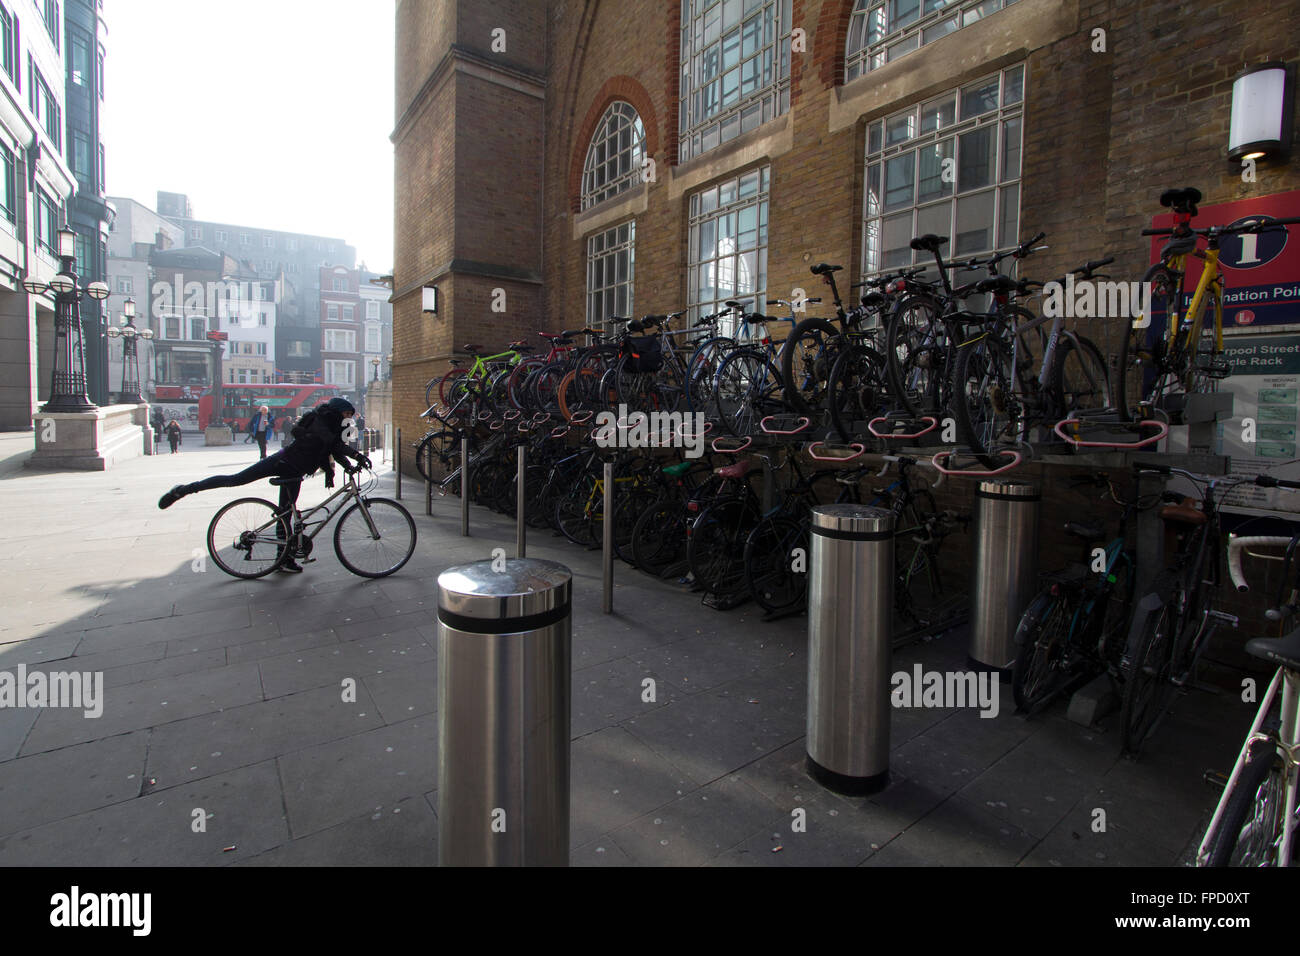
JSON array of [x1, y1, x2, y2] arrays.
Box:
[[371, 356, 380, 382], [105, 298, 153, 404], [22, 227, 110, 412]]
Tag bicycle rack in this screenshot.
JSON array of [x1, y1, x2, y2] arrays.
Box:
[[710, 435, 752, 453], [569, 410, 594, 425], [477, 410, 494, 422], [1052, 416, 1169, 450], [550, 425, 570, 439], [675, 420, 713, 440], [503, 409, 521, 421], [532, 412, 551, 425], [760, 415, 812, 435], [807, 441, 866, 462], [490, 420, 504, 431], [867, 415, 938, 440], [931, 448, 1023, 477]]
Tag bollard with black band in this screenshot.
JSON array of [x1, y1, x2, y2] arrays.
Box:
[[806, 504, 894, 795], [517, 444, 526, 558], [602, 460, 613, 614], [969, 479, 1040, 671], [395, 427, 402, 500], [461, 436, 470, 537], [437, 558, 572, 866]]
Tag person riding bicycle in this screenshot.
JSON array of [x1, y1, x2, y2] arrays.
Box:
[[157, 397, 371, 573]]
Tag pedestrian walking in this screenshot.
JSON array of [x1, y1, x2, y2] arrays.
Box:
[[157, 398, 371, 574], [150, 407, 165, 444], [247, 405, 275, 460], [165, 419, 182, 454]]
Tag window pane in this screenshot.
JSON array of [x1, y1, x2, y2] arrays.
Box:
[[1000, 117, 1022, 182], [867, 121, 883, 154], [962, 0, 1000, 27], [917, 139, 953, 202], [1003, 65, 1024, 105], [919, 95, 955, 134], [916, 201, 951, 245], [958, 126, 995, 191], [884, 154, 915, 209], [890, 0, 920, 29], [955, 191, 995, 254], [865, 163, 882, 217], [998, 184, 1020, 248], [886, 112, 914, 145], [960, 76, 1000, 118], [882, 214, 914, 268], [922, 16, 957, 44], [886, 32, 919, 61]]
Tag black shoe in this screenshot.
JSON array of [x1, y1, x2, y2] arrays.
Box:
[[278, 559, 304, 574], [158, 485, 189, 509]]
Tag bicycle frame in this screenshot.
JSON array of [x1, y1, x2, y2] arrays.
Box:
[[1153, 247, 1225, 359]]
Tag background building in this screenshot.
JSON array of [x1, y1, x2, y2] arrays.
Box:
[[0, 0, 79, 429], [319, 264, 361, 400]]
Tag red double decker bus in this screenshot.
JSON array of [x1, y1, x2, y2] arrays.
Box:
[[198, 384, 341, 431]]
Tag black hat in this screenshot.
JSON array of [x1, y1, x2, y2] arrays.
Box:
[[325, 397, 355, 415]]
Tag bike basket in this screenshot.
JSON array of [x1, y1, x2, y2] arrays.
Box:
[[624, 335, 663, 373]]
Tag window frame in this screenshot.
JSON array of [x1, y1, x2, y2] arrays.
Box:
[[687, 165, 770, 334], [845, 0, 1021, 82], [585, 220, 636, 334], [581, 101, 647, 211]]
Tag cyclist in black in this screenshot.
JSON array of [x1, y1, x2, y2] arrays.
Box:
[[158, 397, 371, 573]]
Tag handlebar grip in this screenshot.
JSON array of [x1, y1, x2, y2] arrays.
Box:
[[1256, 475, 1300, 490], [1228, 536, 1297, 593], [1134, 462, 1171, 475]]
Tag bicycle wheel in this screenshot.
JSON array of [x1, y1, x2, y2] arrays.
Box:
[[884, 293, 946, 416], [554, 480, 598, 546], [779, 318, 840, 416], [688, 496, 760, 594], [207, 497, 289, 579], [1051, 335, 1111, 419], [333, 497, 417, 577], [713, 349, 785, 437], [1119, 577, 1181, 754], [530, 362, 569, 417], [507, 357, 545, 411], [437, 367, 468, 407], [827, 343, 887, 443], [743, 515, 808, 615], [1011, 590, 1075, 714], [952, 334, 1022, 467], [1204, 710, 1290, 866], [686, 336, 735, 413], [632, 496, 689, 577], [415, 430, 459, 483], [1117, 263, 1180, 420]]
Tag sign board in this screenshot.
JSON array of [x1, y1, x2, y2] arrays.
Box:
[[154, 402, 200, 432], [1219, 333, 1300, 516], [1149, 188, 1300, 331], [205, 330, 229, 341]]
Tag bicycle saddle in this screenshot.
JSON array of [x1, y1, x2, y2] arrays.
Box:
[[512, 344, 536, 352], [662, 461, 693, 478], [537, 331, 565, 340], [976, 275, 1019, 295], [715, 460, 756, 479], [909, 234, 948, 252], [1159, 186, 1201, 214], [1159, 499, 1206, 526], [461, 344, 482, 353], [809, 262, 843, 275], [268, 476, 299, 486], [1064, 519, 1105, 542], [1246, 627, 1300, 670]]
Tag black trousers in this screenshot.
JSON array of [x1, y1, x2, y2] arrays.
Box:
[[256, 435, 268, 459], [187, 450, 304, 515]]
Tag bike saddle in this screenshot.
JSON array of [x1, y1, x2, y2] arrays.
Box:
[[809, 262, 843, 275], [1064, 519, 1106, 542], [1159, 499, 1207, 526], [268, 476, 299, 486], [461, 343, 482, 353], [909, 234, 948, 252], [662, 461, 693, 477], [1159, 186, 1201, 214], [714, 460, 756, 479], [1245, 627, 1300, 670], [976, 275, 1019, 295], [537, 331, 565, 340]]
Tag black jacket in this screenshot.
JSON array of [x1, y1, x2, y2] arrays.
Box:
[[280, 405, 360, 476]]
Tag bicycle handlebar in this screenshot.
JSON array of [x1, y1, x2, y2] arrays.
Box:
[[1142, 216, 1300, 237], [1228, 535, 1296, 593]]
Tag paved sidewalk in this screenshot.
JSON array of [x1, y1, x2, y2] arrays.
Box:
[[0, 440, 1248, 865]]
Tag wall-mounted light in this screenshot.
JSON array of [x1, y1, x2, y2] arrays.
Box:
[[1228, 62, 1294, 163], [422, 286, 438, 314]]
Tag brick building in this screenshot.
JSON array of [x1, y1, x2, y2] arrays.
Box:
[[391, 0, 1300, 450], [319, 264, 363, 400]]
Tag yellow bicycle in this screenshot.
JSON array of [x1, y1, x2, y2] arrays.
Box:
[[1119, 186, 1299, 420]]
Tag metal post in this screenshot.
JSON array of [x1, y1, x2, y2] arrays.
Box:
[[395, 427, 402, 500], [426, 472, 433, 516], [761, 457, 774, 514], [461, 436, 470, 537], [602, 460, 613, 614], [384, 422, 392, 465], [517, 444, 526, 558], [969, 480, 1041, 670], [437, 558, 572, 866]]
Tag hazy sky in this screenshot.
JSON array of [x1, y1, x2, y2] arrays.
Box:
[[102, 0, 396, 270]]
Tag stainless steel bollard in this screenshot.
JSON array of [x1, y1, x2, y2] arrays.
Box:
[[395, 427, 402, 500], [806, 504, 894, 795], [969, 479, 1041, 670], [461, 437, 470, 537], [602, 461, 613, 614], [437, 558, 572, 866], [426, 474, 433, 516], [517, 445, 526, 558]]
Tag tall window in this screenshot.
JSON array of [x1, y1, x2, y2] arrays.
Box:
[[0, 4, 16, 87], [116, 276, 132, 294], [70, 32, 90, 86], [72, 130, 92, 189], [332, 276, 348, 291], [34, 187, 58, 256], [190, 317, 205, 341], [861, 65, 1024, 274], [365, 300, 380, 319], [239, 233, 249, 245], [325, 360, 354, 386], [29, 65, 61, 148], [327, 303, 339, 320], [342, 305, 354, 321], [165, 317, 180, 339], [678, 0, 791, 162], [262, 235, 274, 248], [581, 102, 646, 210], [215, 230, 227, 243], [586, 221, 635, 333], [287, 340, 311, 358], [365, 324, 381, 353], [846, 0, 1020, 82], [0, 142, 14, 225], [687, 166, 769, 334], [42, 0, 58, 52], [324, 329, 355, 352]]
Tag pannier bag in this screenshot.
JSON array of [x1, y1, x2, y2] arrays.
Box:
[[625, 335, 663, 373]]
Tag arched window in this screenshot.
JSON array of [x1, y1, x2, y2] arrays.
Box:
[[846, 0, 1019, 82], [581, 102, 646, 210]]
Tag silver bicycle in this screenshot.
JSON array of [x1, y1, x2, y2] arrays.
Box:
[[1199, 484, 1300, 866], [206, 465, 416, 579]]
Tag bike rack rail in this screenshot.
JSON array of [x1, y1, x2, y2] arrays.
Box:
[[1052, 417, 1169, 450], [550, 425, 570, 438], [867, 416, 938, 439], [760, 415, 812, 435], [675, 420, 713, 439], [931, 448, 1023, 476], [807, 441, 866, 462], [569, 410, 594, 425], [710, 435, 752, 453]]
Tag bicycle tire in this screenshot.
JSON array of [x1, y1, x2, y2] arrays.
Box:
[[685, 336, 735, 413], [884, 292, 946, 417], [827, 343, 887, 443], [554, 479, 599, 547], [1117, 262, 1179, 420], [333, 497, 417, 578], [688, 496, 760, 594], [713, 349, 785, 437], [1011, 589, 1075, 714], [743, 515, 808, 615], [207, 497, 289, 579], [631, 496, 689, 577], [1119, 576, 1182, 754], [952, 334, 1020, 467], [779, 318, 840, 416], [1051, 334, 1111, 420], [1204, 712, 1289, 866]]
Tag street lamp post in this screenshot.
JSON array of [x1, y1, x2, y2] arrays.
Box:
[[105, 298, 153, 404], [23, 227, 110, 412], [371, 356, 380, 382]]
